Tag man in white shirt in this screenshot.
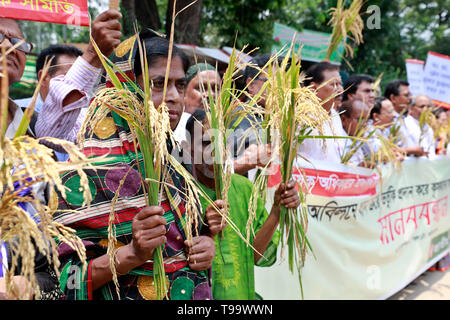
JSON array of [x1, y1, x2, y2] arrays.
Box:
[[367, 96, 396, 155], [339, 99, 371, 166], [342, 74, 376, 109], [298, 61, 346, 164], [403, 95, 436, 159], [384, 79, 427, 157]]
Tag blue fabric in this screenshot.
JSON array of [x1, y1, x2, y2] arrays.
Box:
[[0, 242, 7, 278], [14, 94, 44, 113]]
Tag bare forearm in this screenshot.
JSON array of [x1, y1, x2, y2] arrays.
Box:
[[90, 244, 144, 291], [233, 157, 255, 175], [253, 207, 280, 263], [0, 276, 33, 300]]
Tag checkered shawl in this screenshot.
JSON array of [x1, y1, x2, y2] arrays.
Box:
[[54, 33, 211, 300]]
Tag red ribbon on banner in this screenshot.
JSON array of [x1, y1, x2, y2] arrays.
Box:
[[0, 0, 90, 27], [268, 164, 379, 197]]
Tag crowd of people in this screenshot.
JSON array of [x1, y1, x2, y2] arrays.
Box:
[[0, 9, 449, 300]]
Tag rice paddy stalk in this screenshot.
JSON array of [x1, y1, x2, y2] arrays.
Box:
[[261, 45, 331, 298], [0, 53, 99, 299], [326, 0, 364, 63]]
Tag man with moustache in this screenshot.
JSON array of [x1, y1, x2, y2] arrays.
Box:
[[298, 61, 347, 164]]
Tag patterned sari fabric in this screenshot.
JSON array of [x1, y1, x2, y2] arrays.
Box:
[[54, 33, 212, 300]]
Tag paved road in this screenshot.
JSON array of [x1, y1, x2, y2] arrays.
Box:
[[388, 266, 450, 300]]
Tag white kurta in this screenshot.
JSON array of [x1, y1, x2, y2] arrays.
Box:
[[403, 114, 436, 159], [297, 108, 347, 164]]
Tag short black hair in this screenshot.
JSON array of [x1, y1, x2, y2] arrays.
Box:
[[245, 53, 272, 80], [383, 80, 409, 99], [186, 109, 207, 142], [304, 61, 339, 87], [36, 44, 83, 76], [370, 96, 389, 120], [134, 36, 190, 79], [244, 53, 290, 80], [343, 74, 374, 101]]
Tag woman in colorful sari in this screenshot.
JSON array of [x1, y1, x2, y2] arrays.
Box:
[[54, 32, 217, 300]]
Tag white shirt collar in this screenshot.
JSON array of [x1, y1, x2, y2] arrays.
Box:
[[5, 99, 24, 139]]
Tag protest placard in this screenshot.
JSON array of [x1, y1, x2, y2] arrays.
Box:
[[405, 59, 425, 97], [423, 51, 450, 106]]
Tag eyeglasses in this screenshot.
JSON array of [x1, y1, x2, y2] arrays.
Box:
[[0, 33, 33, 53]]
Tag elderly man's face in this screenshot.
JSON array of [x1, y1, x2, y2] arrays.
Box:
[[184, 70, 221, 114], [189, 122, 216, 180], [0, 19, 27, 86], [410, 95, 431, 121], [315, 69, 343, 113], [376, 99, 395, 127]]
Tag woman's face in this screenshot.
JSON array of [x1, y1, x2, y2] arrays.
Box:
[[184, 70, 221, 114]]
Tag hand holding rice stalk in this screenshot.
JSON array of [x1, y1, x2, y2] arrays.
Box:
[[261, 46, 331, 298], [325, 0, 364, 66], [0, 49, 98, 299], [201, 46, 257, 226]]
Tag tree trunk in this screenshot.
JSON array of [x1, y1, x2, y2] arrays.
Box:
[[121, 0, 137, 36], [121, 0, 161, 36], [166, 0, 203, 44], [136, 0, 162, 31]]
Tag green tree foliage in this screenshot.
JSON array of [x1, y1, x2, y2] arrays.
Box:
[[348, 1, 406, 89], [199, 0, 289, 52], [400, 0, 449, 59], [11, 0, 447, 98]]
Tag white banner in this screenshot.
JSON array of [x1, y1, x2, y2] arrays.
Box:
[[255, 156, 450, 300], [423, 52, 450, 104], [405, 59, 426, 97]]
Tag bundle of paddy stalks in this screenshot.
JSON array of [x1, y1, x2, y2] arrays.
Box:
[[365, 121, 404, 173], [0, 50, 98, 300], [200, 45, 261, 228], [248, 46, 332, 298], [325, 0, 364, 67], [340, 114, 375, 166], [419, 106, 439, 141]]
